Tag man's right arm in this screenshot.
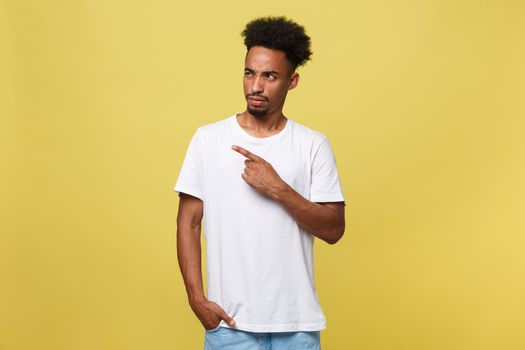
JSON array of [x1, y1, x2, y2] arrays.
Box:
[[176, 192, 236, 329], [177, 192, 206, 304]]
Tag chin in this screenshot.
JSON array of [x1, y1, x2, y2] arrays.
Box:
[[247, 106, 269, 118]]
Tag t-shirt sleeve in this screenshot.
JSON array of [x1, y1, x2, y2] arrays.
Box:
[[173, 128, 204, 201], [310, 137, 345, 204]]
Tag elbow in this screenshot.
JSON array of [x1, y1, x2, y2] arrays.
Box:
[[325, 225, 345, 245]]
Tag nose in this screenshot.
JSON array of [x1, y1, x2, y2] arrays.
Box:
[[251, 75, 264, 94]]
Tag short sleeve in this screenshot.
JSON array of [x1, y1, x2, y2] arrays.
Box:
[[173, 128, 204, 201], [310, 137, 345, 204]]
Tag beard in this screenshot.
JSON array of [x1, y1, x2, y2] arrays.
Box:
[[247, 105, 269, 118]]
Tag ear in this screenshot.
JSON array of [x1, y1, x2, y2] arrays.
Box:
[[288, 72, 300, 91]]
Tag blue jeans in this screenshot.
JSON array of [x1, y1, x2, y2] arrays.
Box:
[[204, 326, 321, 350]]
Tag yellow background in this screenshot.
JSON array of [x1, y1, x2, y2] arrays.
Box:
[[2, 0, 524, 349]]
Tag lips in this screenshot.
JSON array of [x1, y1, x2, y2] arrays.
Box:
[[248, 96, 267, 102], [248, 96, 267, 107]]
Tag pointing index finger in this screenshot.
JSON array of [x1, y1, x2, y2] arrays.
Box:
[[232, 145, 259, 160]]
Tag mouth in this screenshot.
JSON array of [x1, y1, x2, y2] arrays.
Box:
[[247, 94, 268, 101], [247, 95, 268, 107]]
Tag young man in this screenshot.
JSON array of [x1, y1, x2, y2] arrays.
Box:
[[174, 16, 346, 349]]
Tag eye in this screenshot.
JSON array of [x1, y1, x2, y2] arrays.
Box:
[[265, 73, 276, 80]]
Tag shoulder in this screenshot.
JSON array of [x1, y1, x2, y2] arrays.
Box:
[[195, 114, 233, 137], [290, 118, 329, 146]]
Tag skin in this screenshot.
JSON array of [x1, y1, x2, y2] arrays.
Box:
[[243, 46, 298, 122], [177, 45, 345, 331]]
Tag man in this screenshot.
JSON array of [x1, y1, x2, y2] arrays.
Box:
[[174, 16, 346, 349]]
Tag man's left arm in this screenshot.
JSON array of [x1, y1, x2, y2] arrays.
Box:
[[232, 145, 345, 244], [273, 184, 345, 244]]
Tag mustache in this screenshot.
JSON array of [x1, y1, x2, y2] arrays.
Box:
[[246, 93, 269, 101]]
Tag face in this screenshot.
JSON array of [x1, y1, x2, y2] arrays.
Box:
[[243, 46, 299, 118]]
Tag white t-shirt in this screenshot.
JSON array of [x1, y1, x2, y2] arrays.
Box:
[[174, 113, 345, 332]]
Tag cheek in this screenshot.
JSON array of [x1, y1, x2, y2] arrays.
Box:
[[242, 83, 250, 96], [272, 86, 288, 101]]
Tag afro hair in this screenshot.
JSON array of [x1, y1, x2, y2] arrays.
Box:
[[241, 16, 312, 71]]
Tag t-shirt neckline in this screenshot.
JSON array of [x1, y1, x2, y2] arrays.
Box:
[[231, 113, 292, 143]]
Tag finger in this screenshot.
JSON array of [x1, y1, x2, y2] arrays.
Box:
[[244, 159, 253, 166], [231, 145, 260, 160], [215, 307, 236, 327], [205, 315, 221, 330]]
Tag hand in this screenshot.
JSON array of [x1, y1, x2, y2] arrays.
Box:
[[190, 298, 236, 330], [231, 145, 286, 198]]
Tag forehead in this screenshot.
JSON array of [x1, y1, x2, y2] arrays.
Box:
[[244, 46, 290, 72]]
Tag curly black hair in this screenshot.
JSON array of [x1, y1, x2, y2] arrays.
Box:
[[241, 16, 312, 71]]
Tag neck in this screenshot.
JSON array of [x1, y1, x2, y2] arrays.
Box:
[[238, 110, 287, 133]]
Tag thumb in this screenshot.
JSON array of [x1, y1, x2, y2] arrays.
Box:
[[216, 307, 236, 327]]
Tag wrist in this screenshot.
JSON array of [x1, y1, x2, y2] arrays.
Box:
[[188, 293, 206, 306], [270, 180, 292, 202]]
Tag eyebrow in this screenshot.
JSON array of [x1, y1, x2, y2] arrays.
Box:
[[244, 68, 281, 76]]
